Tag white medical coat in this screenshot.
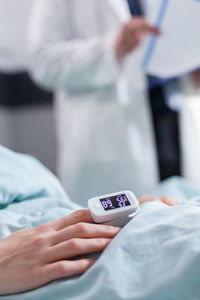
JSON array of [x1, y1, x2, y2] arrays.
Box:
[[28, 0, 200, 205], [0, 0, 35, 72]]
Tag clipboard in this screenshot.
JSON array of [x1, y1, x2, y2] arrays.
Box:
[[142, 0, 200, 78]]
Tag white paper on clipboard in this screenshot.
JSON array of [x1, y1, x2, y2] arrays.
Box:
[[142, 0, 200, 78]]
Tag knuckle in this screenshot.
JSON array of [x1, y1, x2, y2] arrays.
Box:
[[57, 262, 68, 276], [76, 222, 89, 234], [36, 223, 50, 233], [97, 238, 110, 248], [30, 235, 46, 249], [78, 260, 89, 270], [69, 238, 81, 251], [71, 210, 88, 222]]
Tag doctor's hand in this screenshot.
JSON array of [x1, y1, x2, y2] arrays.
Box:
[[0, 209, 120, 296], [190, 69, 200, 88], [115, 17, 160, 62], [139, 195, 179, 206]]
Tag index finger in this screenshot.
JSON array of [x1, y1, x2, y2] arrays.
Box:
[[129, 18, 161, 35], [142, 24, 160, 35], [51, 210, 93, 231], [160, 196, 180, 206]]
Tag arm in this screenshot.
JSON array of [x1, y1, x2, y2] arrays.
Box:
[[28, 0, 121, 92], [28, 0, 159, 92]]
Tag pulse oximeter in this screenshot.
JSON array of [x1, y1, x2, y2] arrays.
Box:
[[88, 191, 139, 227]]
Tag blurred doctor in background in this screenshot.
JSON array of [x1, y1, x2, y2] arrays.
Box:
[[28, 0, 200, 205], [0, 0, 31, 71]]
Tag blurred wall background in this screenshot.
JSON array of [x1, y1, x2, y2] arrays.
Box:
[[0, 0, 57, 173]]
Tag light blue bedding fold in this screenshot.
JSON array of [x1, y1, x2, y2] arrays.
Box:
[[1, 146, 200, 300]]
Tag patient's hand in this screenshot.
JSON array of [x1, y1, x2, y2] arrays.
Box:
[[139, 195, 179, 206], [0, 209, 120, 296]]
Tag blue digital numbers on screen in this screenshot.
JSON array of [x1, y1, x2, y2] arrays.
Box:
[[100, 194, 131, 211]]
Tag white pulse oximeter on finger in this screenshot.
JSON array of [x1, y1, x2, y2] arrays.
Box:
[[88, 191, 139, 227]]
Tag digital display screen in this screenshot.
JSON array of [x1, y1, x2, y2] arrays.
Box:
[[100, 194, 131, 211]]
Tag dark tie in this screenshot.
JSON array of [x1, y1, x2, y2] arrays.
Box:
[[127, 0, 143, 16], [126, 0, 181, 180]]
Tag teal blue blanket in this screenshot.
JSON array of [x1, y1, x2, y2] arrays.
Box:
[[1, 146, 200, 300]]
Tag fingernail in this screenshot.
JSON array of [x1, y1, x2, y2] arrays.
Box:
[[88, 258, 96, 265], [113, 227, 121, 233]]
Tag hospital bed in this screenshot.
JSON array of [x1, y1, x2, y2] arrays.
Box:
[[1, 145, 200, 300]]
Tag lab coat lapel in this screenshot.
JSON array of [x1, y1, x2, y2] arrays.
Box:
[[107, 0, 131, 22]]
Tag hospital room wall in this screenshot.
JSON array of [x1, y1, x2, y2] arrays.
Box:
[[0, 0, 57, 174], [0, 108, 13, 147], [0, 104, 57, 174]]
